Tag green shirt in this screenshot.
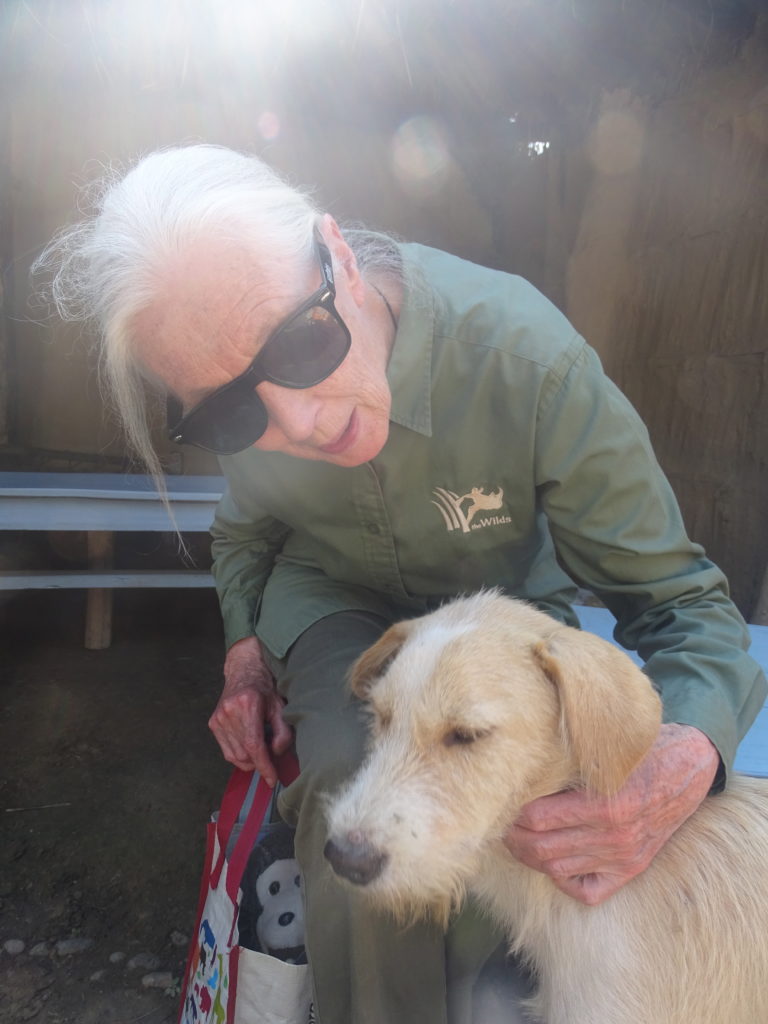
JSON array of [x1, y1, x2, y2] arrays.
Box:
[[211, 243, 766, 777]]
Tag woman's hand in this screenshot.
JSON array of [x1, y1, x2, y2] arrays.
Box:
[[504, 724, 720, 905], [208, 635, 293, 786]]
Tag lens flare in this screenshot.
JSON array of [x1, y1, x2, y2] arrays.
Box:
[[257, 111, 281, 141], [588, 109, 645, 176], [390, 116, 453, 196]]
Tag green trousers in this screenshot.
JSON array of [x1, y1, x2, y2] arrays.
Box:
[[266, 610, 534, 1024]]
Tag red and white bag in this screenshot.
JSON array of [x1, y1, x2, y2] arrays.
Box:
[[178, 752, 314, 1024]]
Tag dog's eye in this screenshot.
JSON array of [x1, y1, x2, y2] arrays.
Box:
[[443, 727, 488, 747], [269, 880, 280, 895]]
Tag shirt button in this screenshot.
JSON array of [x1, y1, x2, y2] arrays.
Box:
[[366, 523, 381, 535]]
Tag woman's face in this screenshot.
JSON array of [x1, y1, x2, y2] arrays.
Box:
[[132, 216, 395, 467]]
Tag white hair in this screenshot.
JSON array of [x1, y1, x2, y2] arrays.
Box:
[[32, 144, 403, 480]]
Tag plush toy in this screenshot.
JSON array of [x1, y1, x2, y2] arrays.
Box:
[[238, 821, 307, 965]]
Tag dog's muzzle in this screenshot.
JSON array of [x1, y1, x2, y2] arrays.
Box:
[[324, 833, 389, 886]]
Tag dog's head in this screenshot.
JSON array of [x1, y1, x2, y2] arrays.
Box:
[[350, 593, 662, 795], [324, 592, 661, 917]]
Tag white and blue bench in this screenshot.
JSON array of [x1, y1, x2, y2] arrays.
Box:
[[1, 471, 765, 775], [578, 605, 768, 779], [0, 471, 224, 649]]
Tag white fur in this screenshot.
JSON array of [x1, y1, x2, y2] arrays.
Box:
[[326, 592, 768, 1024]]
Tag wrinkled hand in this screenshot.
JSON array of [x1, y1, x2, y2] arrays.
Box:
[[208, 635, 293, 786], [504, 724, 719, 905]]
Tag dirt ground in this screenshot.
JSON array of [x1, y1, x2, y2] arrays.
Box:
[[1, 587, 231, 1024]]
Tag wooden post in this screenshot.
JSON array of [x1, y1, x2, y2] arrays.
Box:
[[0, 83, 13, 447], [85, 531, 114, 649]]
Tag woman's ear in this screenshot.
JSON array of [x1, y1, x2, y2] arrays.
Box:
[[319, 213, 366, 306], [348, 621, 412, 699]]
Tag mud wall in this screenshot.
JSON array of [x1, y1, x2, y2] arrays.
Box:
[[2, 1, 766, 614], [566, 26, 768, 615]]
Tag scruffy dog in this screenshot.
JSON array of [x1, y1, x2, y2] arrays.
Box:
[[324, 592, 768, 1024]]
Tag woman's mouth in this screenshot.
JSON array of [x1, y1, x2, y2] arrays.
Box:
[[320, 410, 359, 456]]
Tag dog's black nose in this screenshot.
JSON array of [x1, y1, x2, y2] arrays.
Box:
[[324, 835, 388, 886]]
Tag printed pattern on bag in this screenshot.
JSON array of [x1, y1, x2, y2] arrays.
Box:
[[183, 917, 230, 1022], [180, 764, 307, 1024]]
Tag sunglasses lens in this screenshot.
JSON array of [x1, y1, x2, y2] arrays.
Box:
[[260, 306, 350, 387], [181, 389, 269, 455], [171, 297, 350, 454]]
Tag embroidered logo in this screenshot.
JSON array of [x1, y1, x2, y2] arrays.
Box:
[[431, 486, 511, 533]]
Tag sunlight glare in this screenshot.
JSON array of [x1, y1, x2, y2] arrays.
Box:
[[588, 109, 645, 176], [390, 116, 454, 197], [257, 111, 281, 141]]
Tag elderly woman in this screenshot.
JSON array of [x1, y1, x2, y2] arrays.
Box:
[[37, 145, 765, 1024]]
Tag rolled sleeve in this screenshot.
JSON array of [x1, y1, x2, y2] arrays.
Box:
[[210, 485, 289, 650]]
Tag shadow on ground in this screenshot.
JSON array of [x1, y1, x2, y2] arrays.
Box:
[[0, 589, 229, 1023]]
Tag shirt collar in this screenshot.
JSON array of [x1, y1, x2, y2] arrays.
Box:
[[385, 246, 434, 437]]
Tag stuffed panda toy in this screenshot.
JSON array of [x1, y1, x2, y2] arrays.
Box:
[[238, 821, 307, 965]]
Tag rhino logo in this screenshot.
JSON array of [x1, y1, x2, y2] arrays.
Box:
[[431, 486, 505, 533]]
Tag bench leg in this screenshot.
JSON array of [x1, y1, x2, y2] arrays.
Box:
[[85, 531, 114, 650]]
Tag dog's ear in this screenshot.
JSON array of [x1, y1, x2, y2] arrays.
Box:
[[532, 628, 662, 795], [348, 621, 412, 699]]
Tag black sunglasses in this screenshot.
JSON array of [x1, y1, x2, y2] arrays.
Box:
[[166, 232, 351, 454]]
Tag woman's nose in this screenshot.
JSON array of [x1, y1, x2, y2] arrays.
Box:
[[256, 381, 321, 446]]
